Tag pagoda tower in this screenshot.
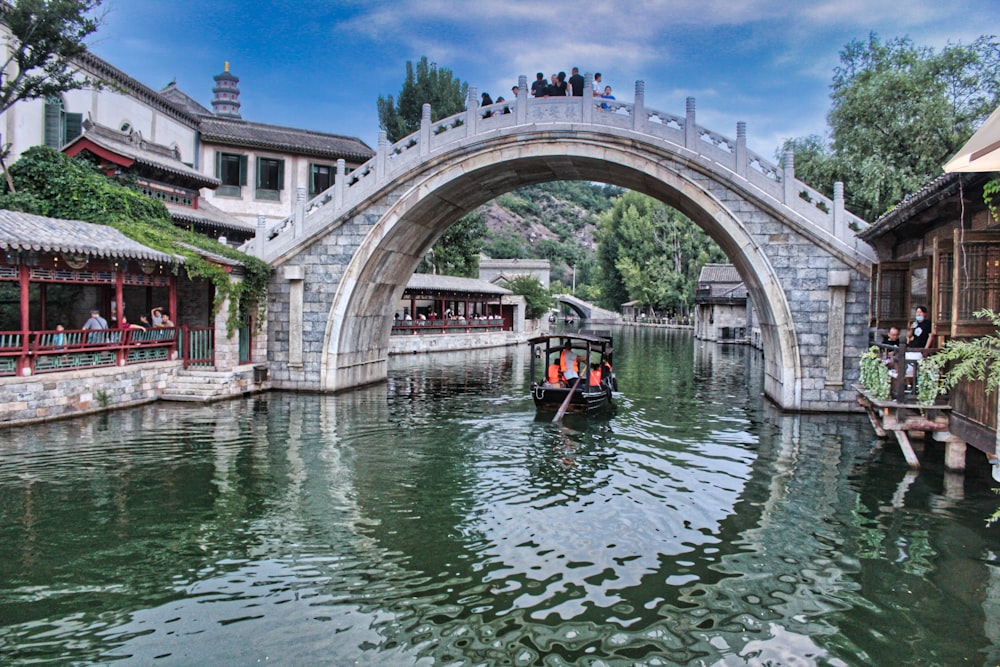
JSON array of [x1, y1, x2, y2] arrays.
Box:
[[211, 62, 242, 118]]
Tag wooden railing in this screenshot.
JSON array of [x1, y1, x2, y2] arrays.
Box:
[[873, 341, 945, 404], [0, 327, 180, 376], [180, 326, 214, 368]]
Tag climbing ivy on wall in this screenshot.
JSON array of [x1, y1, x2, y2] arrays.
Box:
[[0, 146, 270, 332]]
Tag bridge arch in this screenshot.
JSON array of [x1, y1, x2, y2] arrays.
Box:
[[255, 85, 873, 411], [324, 133, 804, 406]]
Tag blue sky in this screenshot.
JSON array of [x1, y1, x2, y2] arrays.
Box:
[[89, 0, 999, 160]]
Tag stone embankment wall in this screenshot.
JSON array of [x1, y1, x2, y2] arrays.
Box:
[[389, 331, 526, 355], [0, 361, 180, 427]]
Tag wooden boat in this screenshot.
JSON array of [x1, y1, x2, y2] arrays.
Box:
[[528, 332, 617, 414]]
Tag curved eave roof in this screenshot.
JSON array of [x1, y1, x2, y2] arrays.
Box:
[[405, 273, 513, 295], [65, 128, 220, 189], [0, 210, 182, 264], [166, 201, 255, 234], [859, 172, 993, 242]]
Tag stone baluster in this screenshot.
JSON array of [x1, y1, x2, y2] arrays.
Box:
[[466, 86, 478, 138], [335, 159, 345, 209], [632, 80, 645, 131], [684, 97, 697, 149], [255, 214, 265, 257], [376, 130, 387, 180], [833, 182, 845, 238], [420, 103, 431, 157], [293, 187, 305, 238], [736, 122, 748, 178], [516, 74, 527, 125], [782, 150, 795, 205], [583, 73, 593, 123]]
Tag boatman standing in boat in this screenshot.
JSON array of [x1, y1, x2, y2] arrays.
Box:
[[560, 341, 580, 384]]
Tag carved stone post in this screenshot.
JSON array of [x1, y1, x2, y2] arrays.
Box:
[[783, 151, 795, 205], [376, 130, 387, 180], [833, 182, 845, 239], [583, 73, 593, 123], [736, 122, 747, 178], [466, 86, 478, 138], [684, 97, 696, 149], [632, 81, 645, 131], [293, 187, 305, 238], [335, 159, 345, 209], [420, 103, 431, 157], [254, 214, 265, 257], [516, 74, 528, 125]]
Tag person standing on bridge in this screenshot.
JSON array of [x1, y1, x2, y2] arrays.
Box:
[[531, 72, 547, 98], [569, 67, 585, 96], [592, 72, 603, 96]]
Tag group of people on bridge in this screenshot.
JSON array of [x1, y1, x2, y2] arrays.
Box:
[[481, 67, 616, 117]]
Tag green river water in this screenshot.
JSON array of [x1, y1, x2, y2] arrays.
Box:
[[2, 326, 999, 665]]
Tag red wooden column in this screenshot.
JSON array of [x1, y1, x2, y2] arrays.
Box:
[[115, 270, 125, 365], [168, 274, 179, 358], [17, 265, 30, 375]]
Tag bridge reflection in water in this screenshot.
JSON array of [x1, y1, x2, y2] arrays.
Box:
[[1, 328, 998, 665]]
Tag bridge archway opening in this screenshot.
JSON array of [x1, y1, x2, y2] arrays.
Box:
[[326, 135, 800, 407]]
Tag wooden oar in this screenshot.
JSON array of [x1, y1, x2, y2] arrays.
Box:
[[553, 376, 582, 423]]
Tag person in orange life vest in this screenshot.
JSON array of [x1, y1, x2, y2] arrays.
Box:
[[588, 362, 602, 387], [559, 341, 579, 382], [546, 361, 564, 386]]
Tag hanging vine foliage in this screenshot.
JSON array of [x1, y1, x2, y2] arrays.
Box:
[[0, 146, 270, 333]]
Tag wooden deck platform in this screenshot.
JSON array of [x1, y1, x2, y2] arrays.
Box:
[[853, 384, 966, 469]]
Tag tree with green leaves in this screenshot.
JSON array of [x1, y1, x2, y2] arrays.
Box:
[[504, 274, 551, 320], [783, 33, 1000, 221], [380, 57, 478, 275], [0, 0, 104, 117], [595, 191, 725, 313], [377, 56, 469, 143], [416, 210, 486, 278]]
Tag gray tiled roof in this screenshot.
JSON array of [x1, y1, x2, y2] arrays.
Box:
[[406, 273, 513, 295], [697, 263, 742, 284], [66, 121, 220, 188], [165, 199, 255, 234], [199, 116, 375, 162], [159, 83, 213, 118], [858, 172, 992, 241], [0, 210, 181, 264]]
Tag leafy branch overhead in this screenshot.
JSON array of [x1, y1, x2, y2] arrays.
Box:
[[0, 146, 271, 332], [0, 0, 105, 117]]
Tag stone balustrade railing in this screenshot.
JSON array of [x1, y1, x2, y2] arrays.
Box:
[[241, 75, 871, 264]]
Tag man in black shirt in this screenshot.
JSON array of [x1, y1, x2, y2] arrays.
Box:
[[531, 72, 547, 98], [569, 67, 585, 96]]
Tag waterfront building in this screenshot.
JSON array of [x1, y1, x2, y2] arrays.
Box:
[[159, 65, 374, 229], [478, 256, 551, 289], [390, 274, 527, 354], [694, 263, 749, 343], [859, 171, 999, 455]]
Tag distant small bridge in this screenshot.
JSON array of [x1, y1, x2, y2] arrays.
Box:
[[555, 295, 620, 323], [244, 75, 875, 411]]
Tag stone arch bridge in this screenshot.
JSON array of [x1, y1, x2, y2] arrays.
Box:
[[244, 76, 875, 411], [555, 295, 620, 324]]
